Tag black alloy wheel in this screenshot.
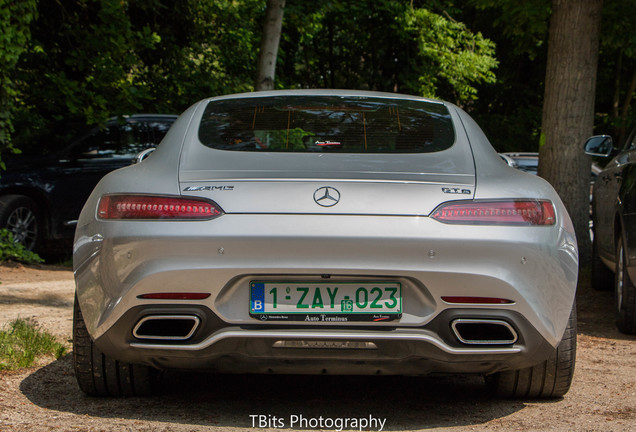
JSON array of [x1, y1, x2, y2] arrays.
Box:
[[0, 195, 42, 251]]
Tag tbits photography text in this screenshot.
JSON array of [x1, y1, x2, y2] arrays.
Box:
[[249, 414, 387, 431]]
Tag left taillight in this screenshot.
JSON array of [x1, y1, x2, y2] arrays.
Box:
[[97, 195, 223, 220]]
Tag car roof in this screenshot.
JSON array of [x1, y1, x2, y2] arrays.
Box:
[[201, 89, 448, 106]]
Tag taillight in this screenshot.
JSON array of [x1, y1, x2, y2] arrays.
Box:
[[97, 195, 223, 220], [431, 200, 555, 226]]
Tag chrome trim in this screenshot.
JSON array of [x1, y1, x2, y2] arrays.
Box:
[[133, 147, 156, 164], [130, 328, 522, 354], [132, 315, 200, 341], [451, 319, 518, 345], [272, 340, 378, 349]]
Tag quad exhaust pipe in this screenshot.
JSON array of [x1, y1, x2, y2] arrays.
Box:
[[133, 315, 200, 341], [132, 315, 517, 345], [451, 319, 518, 345]]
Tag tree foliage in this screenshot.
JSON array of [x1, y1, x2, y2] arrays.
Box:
[[278, 0, 497, 105], [0, 0, 37, 168], [0, 0, 635, 164], [595, 0, 636, 140], [1, 0, 503, 159], [10, 0, 262, 155], [402, 7, 497, 102], [127, 0, 262, 110], [462, 0, 551, 152]]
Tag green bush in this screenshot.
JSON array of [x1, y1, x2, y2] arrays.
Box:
[[0, 318, 67, 370], [0, 228, 44, 264]]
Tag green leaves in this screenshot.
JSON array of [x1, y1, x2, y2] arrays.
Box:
[[24, 0, 161, 126], [470, 0, 550, 59], [0, 229, 44, 264], [2, 0, 504, 159], [403, 7, 497, 102], [279, 1, 497, 104], [7, 0, 263, 152], [0, 318, 66, 371], [0, 0, 37, 167]]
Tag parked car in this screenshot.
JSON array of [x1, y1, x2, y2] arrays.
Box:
[[0, 114, 177, 253], [73, 90, 578, 398], [500, 152, 540, 174], [500, 151, 602, 179], [498, 153, 516, 167], [585, 128, 636, 334]]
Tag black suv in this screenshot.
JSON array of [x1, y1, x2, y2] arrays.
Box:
[[0, 114, 177, 253]]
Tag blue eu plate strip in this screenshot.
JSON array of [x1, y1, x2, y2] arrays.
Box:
[[251, 283, 265, 312]]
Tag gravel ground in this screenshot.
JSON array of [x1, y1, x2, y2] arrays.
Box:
[[0, 262, 634, 431]]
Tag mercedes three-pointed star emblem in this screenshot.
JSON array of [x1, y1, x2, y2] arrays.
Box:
[[313, 186, 341, 207]]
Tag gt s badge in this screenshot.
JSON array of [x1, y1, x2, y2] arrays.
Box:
[[442, 187, 471, 195]]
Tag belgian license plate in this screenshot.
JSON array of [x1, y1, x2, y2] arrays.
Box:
[[249, 281, 402, 322]]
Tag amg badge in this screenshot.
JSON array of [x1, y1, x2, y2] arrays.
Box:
[[183, 186, 234, 191]]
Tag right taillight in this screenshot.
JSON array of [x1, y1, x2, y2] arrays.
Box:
[[431, 200, 555, 226], [97, 195, 223, 220]]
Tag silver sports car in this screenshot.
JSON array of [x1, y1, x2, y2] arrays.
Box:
[[73, 90, 578, 398]]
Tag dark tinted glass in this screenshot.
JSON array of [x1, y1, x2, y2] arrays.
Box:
[[514, 158, 538, 174], [623, 125, 636, 151], [70, 119, 173, 160], [198, 96, 455, 153]]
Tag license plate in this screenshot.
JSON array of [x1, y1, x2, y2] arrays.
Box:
[[249, 281, 402, 322]]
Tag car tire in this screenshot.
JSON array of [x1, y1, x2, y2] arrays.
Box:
[[614, 237, 636, 334], [73, 295, 161, 396], [591, 234, 613, 291], [0, 194, 43, 251], [486, 303, 577, 399]]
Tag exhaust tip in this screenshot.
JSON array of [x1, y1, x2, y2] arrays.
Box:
[[133, 315, 200, 341], [451, 319, 518, 345]]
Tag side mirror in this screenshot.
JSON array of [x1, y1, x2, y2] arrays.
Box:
[[132, 148, 156, 164], [584, 135, 613, 157]]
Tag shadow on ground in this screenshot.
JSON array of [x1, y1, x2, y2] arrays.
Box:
[[576, 273, 636, 341], [0, 293, 72, 308], [19, 355, 536, 430], [17, 273, 626, 429]]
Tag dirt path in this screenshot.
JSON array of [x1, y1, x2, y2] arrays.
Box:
[[0, 263, 634, 431]]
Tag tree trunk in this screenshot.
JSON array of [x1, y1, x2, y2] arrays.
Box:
[[538, 0, 603, 266], [255, 0, 285, 91]]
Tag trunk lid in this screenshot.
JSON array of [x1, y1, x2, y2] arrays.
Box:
[[179, 151, 475, 216]]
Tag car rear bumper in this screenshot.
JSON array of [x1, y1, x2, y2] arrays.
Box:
[[94, 304, 556, 375], [74, 213, 577, 374]]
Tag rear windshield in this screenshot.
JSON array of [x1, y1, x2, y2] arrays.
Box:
[[198, 95, 455, 153]]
